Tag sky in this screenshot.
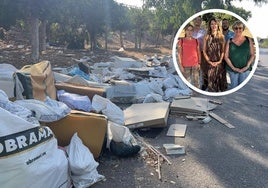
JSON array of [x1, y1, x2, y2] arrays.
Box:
[[115, 0, 268, 38]]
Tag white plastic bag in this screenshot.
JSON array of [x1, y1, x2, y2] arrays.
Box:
[[148, 78, 164, 96], [143, 93, 163, 103], [66, 133, 105, 188], [0, 108, 71, 188], [92, 95, 124, 125], [107, 121, 137, 149]]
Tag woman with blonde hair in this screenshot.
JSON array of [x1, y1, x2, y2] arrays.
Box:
[[203, 17, 227, 92], [224, 20, 255, 89]]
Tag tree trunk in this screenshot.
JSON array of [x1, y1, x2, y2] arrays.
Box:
[[90, 31, 97, 51], [39, 20, 47, 52], [0, 28, 5, 40], [29, 16, 39, 63], [134, 30, 138, 49], [155, 32, 160, 48], [119, 30, 124, 48], [138, 30, 142, 49], [104, 27, 108, 50], [169, 30, 177, 49]]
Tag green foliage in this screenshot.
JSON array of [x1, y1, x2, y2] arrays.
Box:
[[259, 38, 268, 48], [144, 0, 201, 36], [225, 6, 252, 21], [1, 0, 268, 51], [0, 0, 21, 29]]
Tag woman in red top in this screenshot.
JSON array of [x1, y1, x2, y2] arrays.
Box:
[[178, 24, 201, 88]]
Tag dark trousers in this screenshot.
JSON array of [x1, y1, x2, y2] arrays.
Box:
[[200, 52, 208, 90]]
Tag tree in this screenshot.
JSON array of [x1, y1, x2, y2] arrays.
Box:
[[144, 0, 200, 47], [128, 7, 150, 49], [0, 1, 21, 30], [82, 0, 105, 50], [112, 3, 130, 48], [8, 0, 60, 63]]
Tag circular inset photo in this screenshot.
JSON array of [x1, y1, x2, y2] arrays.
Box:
[[172, 9, 259, 96]]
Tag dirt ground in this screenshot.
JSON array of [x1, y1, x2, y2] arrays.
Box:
[[0, 28, 172, 70]]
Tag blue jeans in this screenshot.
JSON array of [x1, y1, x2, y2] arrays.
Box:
[[228, 70, 250, 89]]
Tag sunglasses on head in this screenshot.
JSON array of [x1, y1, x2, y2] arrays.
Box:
[[234, 27, 243, 30]]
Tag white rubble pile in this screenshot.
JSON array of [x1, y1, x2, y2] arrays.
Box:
[[84, 55, 192, 103], [51, 54, 191, 104]]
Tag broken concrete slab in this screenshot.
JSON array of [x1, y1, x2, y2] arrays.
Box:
[[174, 95, 191, 100], [124, 102, 170, 129], [166, 124, 187, 137], [170, 97, 217, 115], [170, 99, 207, 115], [186, 115, 207, 120], [200, 116, 212, 124], [163, 144, 185, 155], [190, 97, 218, 111]]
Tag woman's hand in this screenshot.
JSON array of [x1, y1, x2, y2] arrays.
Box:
[[233, 67, 241, 73], [240, 65, 250, 73], [209, 60, 220, 67]]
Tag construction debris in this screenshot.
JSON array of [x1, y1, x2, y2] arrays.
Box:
[[124, 102, 170, 129], [200, 116, 212, 124], [166, 124, 187, 137], [135, 134, 171, 181], [209, 112, 235, 128], [163, 144, 186, 155], [186, 115, 207, 120]]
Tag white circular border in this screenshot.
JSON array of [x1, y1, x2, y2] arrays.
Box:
[[172, 9, 259, 97]]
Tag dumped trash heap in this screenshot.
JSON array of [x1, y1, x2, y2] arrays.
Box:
[[0, 54, 226, 187]]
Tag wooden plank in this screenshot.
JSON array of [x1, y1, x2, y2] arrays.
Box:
[[166, 124, 187, 137], [209, 112, 235, 129]]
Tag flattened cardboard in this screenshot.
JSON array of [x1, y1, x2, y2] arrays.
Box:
[[46, 110, 107, 158], [55, 82, 106, 100], [124, 102, 170, 129], [166, 124, 187, 137]]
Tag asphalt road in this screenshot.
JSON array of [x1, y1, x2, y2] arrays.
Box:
[[93, 52, 268, 188]]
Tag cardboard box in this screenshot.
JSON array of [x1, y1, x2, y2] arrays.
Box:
[[46, 110, 107, 159]]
